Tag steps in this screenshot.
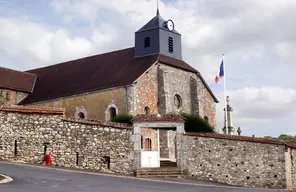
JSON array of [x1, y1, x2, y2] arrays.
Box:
[[136, 167, 182, 178], [160, 160, 177, 167], [136, 161, 182, 178]]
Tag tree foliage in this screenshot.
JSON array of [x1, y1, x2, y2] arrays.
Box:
[[111, 114, 133, 124], [263, 134, 296, 143], [181, 113, 215, 133], [278, 134, 296, 143], [111, 113, 215, 133]]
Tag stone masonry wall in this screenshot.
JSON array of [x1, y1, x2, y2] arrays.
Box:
[[133, 62, 216, 127], [285, 148, 296, 189], [183, 134, 293, 189], [140, 128, 158, 151], [168, 130, 176, 159], [26, 87, 130, 122], [157, 63, 216, 127], [292, 149, 296, 189], [159, 129, 169, 158], [0, 110, 134, 175], [0, 89, 17, 105], [16, 91, 29, 104], [134, 65, 158, 115]]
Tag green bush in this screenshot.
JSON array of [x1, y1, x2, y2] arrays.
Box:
[[111, 114, 133, 124], [181, 113, 215, 133]]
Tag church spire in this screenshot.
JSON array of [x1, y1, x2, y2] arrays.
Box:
[[156, 0, 160, 16]]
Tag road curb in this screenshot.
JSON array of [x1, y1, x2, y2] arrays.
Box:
[[0, 174, 13, 184]]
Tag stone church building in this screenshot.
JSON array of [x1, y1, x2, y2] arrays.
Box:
[[1, 10, 296, 190], [0, 9, 218, 126]]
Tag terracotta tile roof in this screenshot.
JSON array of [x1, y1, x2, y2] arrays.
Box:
[[0, 105, 64, 114], [185, 132, 296, 149], [0, 67, 36, 93], [20, 47, 218, 104], [62, 118, 132, 129], [132, 114, 184, 122]]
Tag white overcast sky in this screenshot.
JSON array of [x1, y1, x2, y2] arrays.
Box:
[[0, 0, 296, 137]]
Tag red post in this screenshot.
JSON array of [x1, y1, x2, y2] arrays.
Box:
[[45, 151, 52, 166]]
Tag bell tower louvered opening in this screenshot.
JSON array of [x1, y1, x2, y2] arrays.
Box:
[[144, 37, 151, 48], [168, 37, 173, 53]]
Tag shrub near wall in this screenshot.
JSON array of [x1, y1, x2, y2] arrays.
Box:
[[111, 114, 133, 124], [181, 113, 215, 133], [0, 109, 134, 175]]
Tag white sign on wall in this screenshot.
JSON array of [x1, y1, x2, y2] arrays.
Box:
[[141, 151, 159, 167]]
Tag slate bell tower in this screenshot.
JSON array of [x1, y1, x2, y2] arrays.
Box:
[[134, 8, 182, 60]]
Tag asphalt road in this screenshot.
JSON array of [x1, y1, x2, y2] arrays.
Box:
[[0, 162, 293, 192]]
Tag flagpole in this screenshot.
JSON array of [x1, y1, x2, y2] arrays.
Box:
[[222, 54, 228, 134]]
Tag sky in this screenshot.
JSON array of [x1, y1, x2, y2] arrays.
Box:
[[0, 0, 296, 137]]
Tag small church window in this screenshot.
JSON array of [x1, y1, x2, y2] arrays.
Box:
[[144, 37, 151, 48], [204, 116, 209, 123], [5, 91, 10, 101], [168, 37, 173, 53], [174, 94, 182, 109], [109, 107, 117, 120], [144, 106, 150, 115], [78, 112, 85, 119]]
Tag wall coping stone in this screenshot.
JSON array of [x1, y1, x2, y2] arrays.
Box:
[[0, 105, 65, 114], [185, 132, 296, 149], [62, 118, 133, 129], [132, 114, 184, 122]]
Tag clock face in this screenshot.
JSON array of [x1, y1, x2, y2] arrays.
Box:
[[166, 20, 174, 31]]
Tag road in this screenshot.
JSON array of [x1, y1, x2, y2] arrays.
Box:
[[0, 162, 293, 192]]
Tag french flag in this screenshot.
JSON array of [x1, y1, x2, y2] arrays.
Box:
[[215, 60, 224, 84]]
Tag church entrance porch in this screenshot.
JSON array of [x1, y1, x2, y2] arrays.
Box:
[[132, 114, 185, 171], [140, 128, 177, 168]]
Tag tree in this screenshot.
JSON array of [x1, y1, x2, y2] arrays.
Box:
[[278, 134, 296, 143], [262, 134, 296, 143]]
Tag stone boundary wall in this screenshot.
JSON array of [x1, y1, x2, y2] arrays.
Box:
[[0, 105, 134, 175], [183, 132, 296, 189]]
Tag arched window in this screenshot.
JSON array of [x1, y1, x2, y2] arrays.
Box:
[[78, 112, 85, 119], [144, 138, 152, 151], [144, 106, 150, 115], [204, 116, 209, 123], [109, 107, 117, 119], [75, 107, 87, 120], [174, 94, 182, 109]]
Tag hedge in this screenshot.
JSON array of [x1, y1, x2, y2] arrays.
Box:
[[111, 114, 133, 124], [111, 113, 215, 133], [181, 113, 215, 133]]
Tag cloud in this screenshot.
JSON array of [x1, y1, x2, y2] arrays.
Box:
[[1, 0, 296, 137], [0, 17, 93, 69], [286, 132, 296, 136], [215, 86, 296, 135], [48, 0, 296, 85]]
